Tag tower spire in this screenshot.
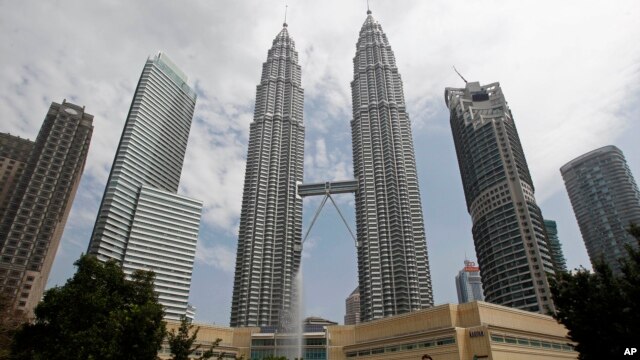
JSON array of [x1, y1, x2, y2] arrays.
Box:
[[453, 66, 468, 84], [366, 0, 371, 14], [283, 3, 288, 27]]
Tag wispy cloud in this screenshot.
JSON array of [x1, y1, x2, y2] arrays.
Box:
[[195, 241, 236, 273], [2, 0, 639, 325]]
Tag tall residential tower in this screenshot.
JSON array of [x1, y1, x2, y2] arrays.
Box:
[[561, 145, 640, 274], [87, 53, 202, 320], [0, 101, 93, 314], [230, 23, 305, 327], [0, 134, 33, 217], [344, 287, 360, 325], [446, 82, 555, 313], [350, 11, 434, 321]]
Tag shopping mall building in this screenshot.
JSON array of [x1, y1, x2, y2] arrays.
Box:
[[159, 301, 577, 360]]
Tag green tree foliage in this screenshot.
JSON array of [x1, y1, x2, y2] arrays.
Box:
[[167, 315, 220, 360], [0, 294, 27, 360], [10, 255, 166, 360], [551, 224, 640, 359]]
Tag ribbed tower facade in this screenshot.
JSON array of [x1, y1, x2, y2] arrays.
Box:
[[350, 11, 433, 322], [561, 145, 640, 275], [88, 53, 202, 320], [231, 23, 305, 327], [446, 82, 555, 313]]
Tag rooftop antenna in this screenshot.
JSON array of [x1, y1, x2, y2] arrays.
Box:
[[283, 3, 288, 26], [453, 66, 468, 84]]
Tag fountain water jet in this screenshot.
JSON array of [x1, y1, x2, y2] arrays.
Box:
[[293, 268, 304, 360], [277, 266, 304, 359]]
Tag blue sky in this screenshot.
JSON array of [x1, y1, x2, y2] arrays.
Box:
[[1, 0, 639, 325]]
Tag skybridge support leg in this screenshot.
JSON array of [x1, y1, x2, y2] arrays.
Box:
[[301, 193, 358, 249]]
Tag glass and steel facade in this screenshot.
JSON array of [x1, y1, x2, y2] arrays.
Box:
[[250, 337, 327, 360], [455, 260, 485, 303], [350, 11, 433, 321], [446, 82, 555, 313], [0, 101, 93, 314], [560, 145, 640, 274], [88, 53, 201, 320], [231, 24, 305, 327], [542, 219, 567, 272], [250, 317, 334, 360]]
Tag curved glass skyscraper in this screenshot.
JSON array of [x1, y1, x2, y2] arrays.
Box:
[[561, 145, 640, 274], [350, 11, 433, 321], [446, 82, 555, 313], [230, 23, 305, 327]]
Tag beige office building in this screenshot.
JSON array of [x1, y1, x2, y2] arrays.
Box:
[[159, 302, 577, 360]]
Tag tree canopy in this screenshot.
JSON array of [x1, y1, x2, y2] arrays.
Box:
[[10, 255, 166, 360], [0, 294, 27, 360], [551, 224, 640, 359], [167, 316, 220, 360]]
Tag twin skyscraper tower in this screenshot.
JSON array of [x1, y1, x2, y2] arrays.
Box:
[[84, 10, 434, 326], [85, 10, 558, 328], [230, 11, 434, 327]]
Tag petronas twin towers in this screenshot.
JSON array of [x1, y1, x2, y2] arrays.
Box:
[[231, 23, 305, 327], [231, 11, 433, 327]]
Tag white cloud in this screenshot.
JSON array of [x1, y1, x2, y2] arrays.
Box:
[[387, 0, 640, 202], [195, 241, 236, 273], [2, 0, 640, 325], [314, 138, 328, 168], [179, 100, 249, 232]]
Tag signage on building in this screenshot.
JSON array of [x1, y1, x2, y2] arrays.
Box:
[[464, 260, 480, 272]]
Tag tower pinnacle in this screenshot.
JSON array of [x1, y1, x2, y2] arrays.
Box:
[[283, 3, 288, 27], [453, 66, 468, 84]]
